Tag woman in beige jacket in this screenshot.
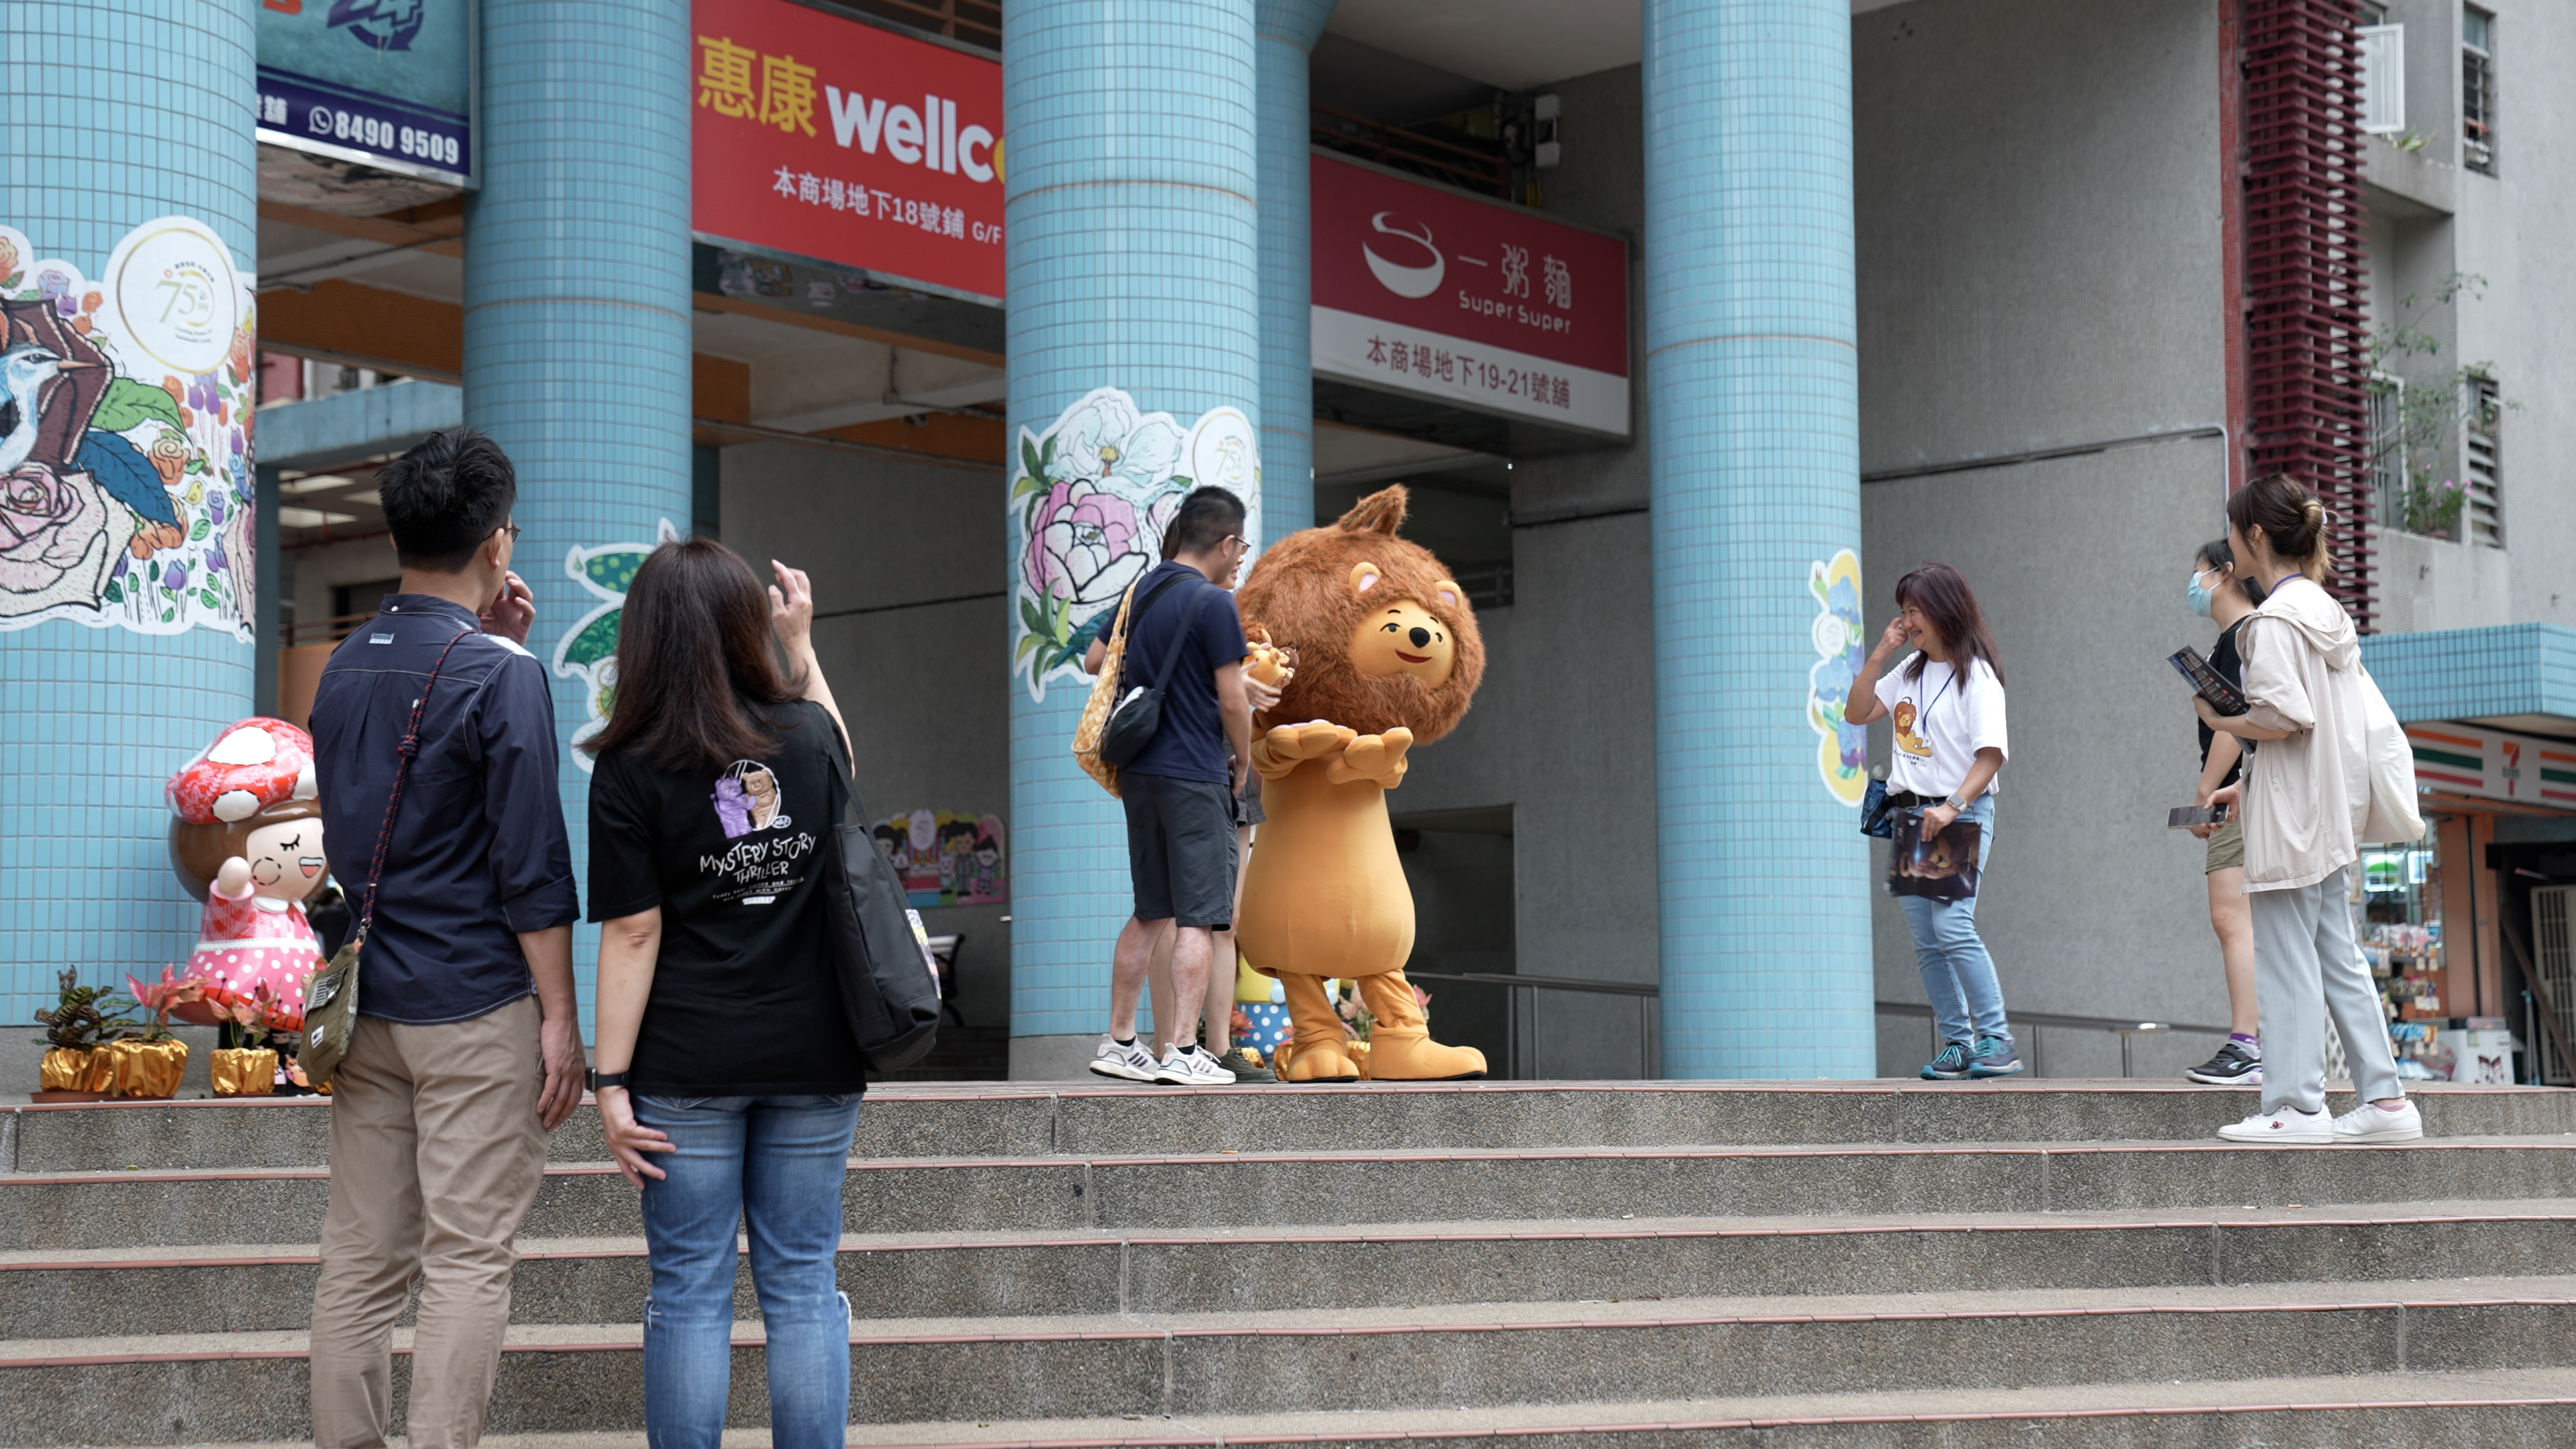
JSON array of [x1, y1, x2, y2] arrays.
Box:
[[2201, 476, 2418, 1145]]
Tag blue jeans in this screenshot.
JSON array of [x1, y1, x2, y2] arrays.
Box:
[[1895, 795, 2009, 1046], [633, 1093, 861, 1449]]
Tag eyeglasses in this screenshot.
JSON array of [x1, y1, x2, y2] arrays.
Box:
[[496, 523, 523, 542]]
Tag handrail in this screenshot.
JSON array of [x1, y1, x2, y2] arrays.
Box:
[[1403, 971, 1656, 1079], [1874, 999, 2228, 1078], [1407, 970, 1656, 997]]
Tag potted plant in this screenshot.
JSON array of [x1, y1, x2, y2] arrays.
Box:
[[207, 982, 294, 1098], [107, 967, 201, 1099], [32, 969, 136, 1101]]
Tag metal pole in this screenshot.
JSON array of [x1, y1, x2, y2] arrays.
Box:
[[255, 463, 281, 717]]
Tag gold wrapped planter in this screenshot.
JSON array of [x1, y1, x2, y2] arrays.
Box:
[[102, 1039, 189, 1099], [209, 1047, 278, 1097], [34, 1046, 114, 1101]]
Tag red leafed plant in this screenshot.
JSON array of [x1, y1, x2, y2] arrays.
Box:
[[123, 967, 204, 1042]]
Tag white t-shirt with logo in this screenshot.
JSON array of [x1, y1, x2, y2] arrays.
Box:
[[1874, 654, 2008, 800]]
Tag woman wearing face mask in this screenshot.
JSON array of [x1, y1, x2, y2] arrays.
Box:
[[1847, 562, 2018, 1080], [2181, 538, 2267, 1086], [2202, 476, 2417, 1144]]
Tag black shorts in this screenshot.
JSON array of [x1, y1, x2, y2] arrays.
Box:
[[1122, 771, 1238, 928]]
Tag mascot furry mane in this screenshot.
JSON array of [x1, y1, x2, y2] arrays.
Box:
[[1236, 485, 1484, 743]]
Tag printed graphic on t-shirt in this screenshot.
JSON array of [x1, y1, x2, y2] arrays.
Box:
[[704, 760, 815, 906], [1892, 700, 1931, 757], [712, 761, 793, 838]]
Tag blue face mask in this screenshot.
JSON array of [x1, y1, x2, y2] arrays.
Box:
[[2188, 568, 2215, 619]]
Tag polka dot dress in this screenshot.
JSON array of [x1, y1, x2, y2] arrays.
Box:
[[185, 888, 321, 1027]]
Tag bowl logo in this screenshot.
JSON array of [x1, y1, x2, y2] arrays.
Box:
[[1364, 213, 1443, 299]]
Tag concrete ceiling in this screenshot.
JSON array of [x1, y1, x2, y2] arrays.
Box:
[[1326, 0, 1916, 92]]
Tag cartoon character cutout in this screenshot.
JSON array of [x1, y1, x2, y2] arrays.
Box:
[[1892, 700, 1931, 758], [712, 761, 790, 839], [165, 718, 328, 1030]]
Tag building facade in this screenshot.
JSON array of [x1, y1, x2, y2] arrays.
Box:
[[8, 0, 2572, 1087]]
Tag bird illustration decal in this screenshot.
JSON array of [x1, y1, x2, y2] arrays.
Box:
[[0, 343, 91, 475]]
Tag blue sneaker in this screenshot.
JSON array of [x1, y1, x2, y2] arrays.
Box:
[[1921, 1040, 1972, 1080], [1966, 1034, 2023, 1077]]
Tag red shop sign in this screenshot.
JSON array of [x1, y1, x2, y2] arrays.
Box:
[[1309, 153, 1629, 435], [692, 0, 1004, 302]]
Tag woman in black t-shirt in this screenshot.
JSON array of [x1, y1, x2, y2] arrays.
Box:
[[2182, 536, 2268, 1087], [581, 538, 861, 1449]]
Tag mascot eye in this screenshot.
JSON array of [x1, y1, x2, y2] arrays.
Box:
[[1381, 623, 1399, 633]]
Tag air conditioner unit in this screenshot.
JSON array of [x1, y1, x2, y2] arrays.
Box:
[[2528, 887, 2576, 1083]]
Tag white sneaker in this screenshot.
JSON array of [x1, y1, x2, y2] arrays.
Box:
[[2332, 1099, 2424, 1143], [2216, 1107, 2332, 1144], [1087, 1037, 1157, 1082], [1149, 1044, 1238, 1086]]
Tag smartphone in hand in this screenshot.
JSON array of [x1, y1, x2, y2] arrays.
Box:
[[2168, 804, 2229, 828]]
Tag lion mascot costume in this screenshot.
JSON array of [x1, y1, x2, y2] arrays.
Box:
[[1234, 485, 1487, 1081]]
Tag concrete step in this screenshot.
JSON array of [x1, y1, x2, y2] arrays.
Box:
[[9, 1081, 2570, 1173], [10, 1201, 2575, 1337], [5, 1137, 2574, 1250], [7, 1278, 2576, 1442], [117, 1370, 2576, 1449]]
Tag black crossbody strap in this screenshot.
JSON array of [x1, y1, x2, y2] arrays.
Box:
[[1148, 584, 1210, 691], [353, 627, 474, 946]]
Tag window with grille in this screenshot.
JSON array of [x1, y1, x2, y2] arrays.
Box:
[[2463, 7, 2497, 173], [2465, 372, 2502, 547], [2369, 374, 2404, 528], [2359, 21, 2406, 134]]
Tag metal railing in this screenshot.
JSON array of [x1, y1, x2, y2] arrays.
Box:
[[1874, 1000, 2229, 1079], [1406, 971, 1656, 1081], [1310, 104, 1510, 198]]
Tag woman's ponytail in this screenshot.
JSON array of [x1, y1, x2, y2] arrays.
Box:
[[2224, 474, 2335, 582]]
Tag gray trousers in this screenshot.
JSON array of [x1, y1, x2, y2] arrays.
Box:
[[2251, 864, 2404, 1114]]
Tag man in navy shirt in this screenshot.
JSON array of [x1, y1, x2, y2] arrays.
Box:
[[1081, 487, 1254, 1086], [306, 427, 586, 1449]]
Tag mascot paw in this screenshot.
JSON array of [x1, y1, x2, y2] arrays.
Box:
[[1254, 720, 1360, 779], [1361, 1030, 1487, 1081], [1278, 1039, 1364, 1082], [1326, 727, 1413, 788]]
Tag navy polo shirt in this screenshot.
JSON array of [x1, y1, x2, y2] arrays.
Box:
[[309, 594, 579, 1025]]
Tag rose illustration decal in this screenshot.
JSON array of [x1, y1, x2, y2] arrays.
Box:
[[1008, 388, 1259, 700]]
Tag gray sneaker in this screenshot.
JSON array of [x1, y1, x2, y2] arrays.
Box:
[[1214, 1048, 1277, 1083]]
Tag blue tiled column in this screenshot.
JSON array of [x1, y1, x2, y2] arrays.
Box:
[[466, 0, 696, 1018], [0, 0, 258, 1019], [1644, 0, 1870, 1077], [1004, 0, 1261, 1063], [1255, 0, 1337, 535]]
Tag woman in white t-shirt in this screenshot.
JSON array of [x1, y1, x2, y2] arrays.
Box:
[[1846, 563, 2018, 1080]]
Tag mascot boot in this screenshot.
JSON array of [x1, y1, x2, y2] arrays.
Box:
[[1276, 973, 1364, 1082], [1356, 970, 1486, 1080]]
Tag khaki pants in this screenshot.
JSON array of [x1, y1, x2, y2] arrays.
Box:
[[310, 996, 545, 1449]]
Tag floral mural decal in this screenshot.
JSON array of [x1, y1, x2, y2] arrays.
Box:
[[552, 518, 680, 773], [1805, 547, 1868, 806], [1009, 388, 1260, 700], [0, 219, 256, 637]]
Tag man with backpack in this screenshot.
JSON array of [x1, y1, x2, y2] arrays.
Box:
[[1081, 486, 1255, 1085]]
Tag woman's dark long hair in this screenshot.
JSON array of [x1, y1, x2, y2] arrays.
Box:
[[1894, 562, 2005, 686], [2196, 536, 2269, 607], [580, 539, 807, 773]]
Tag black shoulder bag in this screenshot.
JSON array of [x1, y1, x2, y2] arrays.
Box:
[[1099, 579, 1210, 769], [301, 627, 473, 1087], [820, 722, 943, 1071]]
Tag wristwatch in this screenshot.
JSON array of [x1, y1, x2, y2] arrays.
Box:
[[586, 1069, 631, 1093], [1943, 794, 1970, 812]]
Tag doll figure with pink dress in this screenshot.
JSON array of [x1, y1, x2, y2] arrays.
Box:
[[166, 717, 327, 1040]]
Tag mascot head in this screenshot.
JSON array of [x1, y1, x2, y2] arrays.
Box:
[[1236, 485, 1484, 743]]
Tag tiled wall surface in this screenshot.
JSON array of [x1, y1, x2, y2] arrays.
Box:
[[1004, 0, 1263, 1040], [1644, 0, 1872, 1077], [0, 0, 260, 1017]]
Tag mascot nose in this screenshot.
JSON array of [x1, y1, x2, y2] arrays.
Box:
[[1408, 627, 1432, 648]]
